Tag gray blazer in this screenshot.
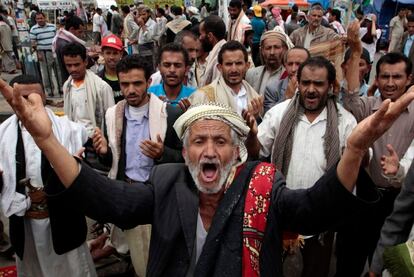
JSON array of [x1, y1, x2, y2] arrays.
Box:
[[371, 161, 414, 274]]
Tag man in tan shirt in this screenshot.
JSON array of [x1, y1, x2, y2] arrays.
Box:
[[337, 25, 414, 276], [389, 8, 408, 52]]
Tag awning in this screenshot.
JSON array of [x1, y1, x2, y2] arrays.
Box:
[[260, 0, 310, 9]]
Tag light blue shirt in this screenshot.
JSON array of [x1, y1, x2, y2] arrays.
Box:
[[404, 35, 414, 57], [124, 105, 154, 182], [148, 84, 196, 106]]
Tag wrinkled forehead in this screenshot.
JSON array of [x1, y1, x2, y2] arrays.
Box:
[[187, 119, 233, 138]]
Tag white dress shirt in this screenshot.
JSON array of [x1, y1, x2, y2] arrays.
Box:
[[258, 99, 357, 190]]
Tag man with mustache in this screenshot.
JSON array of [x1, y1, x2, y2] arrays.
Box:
[[198, 15, 227, 86], [247, 55, 357, 277], [61, 42, 114, 137], [337, 24, 414, 277], [263, 46, 310, 113], [0, 75, 95, 276], [149, 31, 199, 88], [190, 41, 263, 118], [91, 54, 184, 275], [2, 74, 414, 275], [245, 30, 290, 97], [227, 0, 250, 43], [148, 43, 196, 106]]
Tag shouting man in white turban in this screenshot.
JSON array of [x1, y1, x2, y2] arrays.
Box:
[[2, 71, 414, 275]]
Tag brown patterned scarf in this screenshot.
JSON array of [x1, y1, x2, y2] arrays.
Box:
[[271, 93, 340, 177]]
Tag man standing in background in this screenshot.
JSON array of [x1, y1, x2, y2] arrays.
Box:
[[30, 12, 58, 97]]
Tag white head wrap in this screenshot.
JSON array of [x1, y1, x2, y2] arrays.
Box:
[[173, 103, 250, 163]]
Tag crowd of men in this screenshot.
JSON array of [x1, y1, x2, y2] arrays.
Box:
[[1, 1, 414, 276]]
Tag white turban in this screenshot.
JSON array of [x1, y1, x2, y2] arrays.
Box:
[[173, 103, 250, 163]]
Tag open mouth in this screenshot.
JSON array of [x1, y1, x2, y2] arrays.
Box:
[[200, 162, 219, 183]]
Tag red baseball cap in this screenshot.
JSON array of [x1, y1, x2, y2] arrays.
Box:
[[101, 34, 123, 51]]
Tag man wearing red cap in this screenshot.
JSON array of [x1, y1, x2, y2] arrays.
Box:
[[98, 34, 125, 103]]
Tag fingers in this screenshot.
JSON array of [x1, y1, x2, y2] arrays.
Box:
[[242, 109, 258, 136], [0, 79, 14, 103], [386, 144, 397, 157], [178, 98, 191, 112], [370, 99, 391, 127], [385, 90, 414, 119], [140, 140, 163, 159], [156, 134, 163, 143], [74, 147, 85, 159]]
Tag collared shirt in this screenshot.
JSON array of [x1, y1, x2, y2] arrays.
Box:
[[232, 85, 248, 115], [303, 28, 315, 49], [343, 92, 414, 188], [404, 34, 414, 57], [29, 23, 56, 50], [148, 84, 196, 106], [69, 80, 95, 136], [258, 99, 357, 190], [124, 104, 154, 182], [138, 18, 156, 45]]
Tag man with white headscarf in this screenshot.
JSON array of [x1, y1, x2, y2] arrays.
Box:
[[245, 30, 293, 96], [4, 64, 414, 275]]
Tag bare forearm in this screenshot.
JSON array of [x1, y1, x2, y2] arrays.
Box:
[[337, 147, 365, 192], [245, 135, 261, 159], [37, 135, 79, 188], [347, 52, 362, 93]]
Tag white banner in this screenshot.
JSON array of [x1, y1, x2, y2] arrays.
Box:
[[37, 0, 73, 10]]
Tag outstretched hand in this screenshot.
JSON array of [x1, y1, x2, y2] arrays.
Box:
[[347, 85, 414, 154], [338, 85, 414, 191], [0, 79, 52, 146]]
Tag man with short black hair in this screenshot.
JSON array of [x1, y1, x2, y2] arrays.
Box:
[[62, 42, 114, 137], [30, 12, 58, 97], [150, 30, 199, 88], [198, 15, 227, 86], [136, 6, 157, 71], [122, 5, 139, 54], [338, 24, 414, 276], [0, 74, 95, 276], [52, 15, 86, 86], [92, 8, 106, 45], [227, 0, 250, 43], [190, 40, 263, 117], [91, 54, 184, 276], [250, 55, 357, 277], [148, 43, 196, 105]]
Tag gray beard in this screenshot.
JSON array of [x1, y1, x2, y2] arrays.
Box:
[[185, 155, 236, 194]]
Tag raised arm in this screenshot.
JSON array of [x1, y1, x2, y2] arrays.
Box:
[[0, 79, 80, 187], [338, 85, 414, 192]]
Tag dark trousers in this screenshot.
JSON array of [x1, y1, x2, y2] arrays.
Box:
[[335, 188, 400, 277], [301, 231, 334, 277]]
